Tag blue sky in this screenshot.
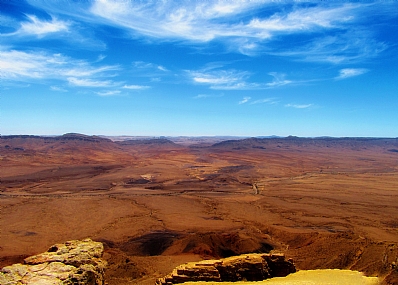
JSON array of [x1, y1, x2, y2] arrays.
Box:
[[1, 0, 397, 137]]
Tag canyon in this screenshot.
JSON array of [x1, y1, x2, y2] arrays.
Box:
[[1, 134, 397, 284]]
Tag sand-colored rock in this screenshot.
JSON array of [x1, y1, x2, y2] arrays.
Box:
[[0, 239, 106, 285], [156, 253, 296, 285], [179, 269, 379, 285]]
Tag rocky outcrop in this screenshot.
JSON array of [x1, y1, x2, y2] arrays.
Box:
[[0, 238, 106, 285], [156, 253, 296, 285]]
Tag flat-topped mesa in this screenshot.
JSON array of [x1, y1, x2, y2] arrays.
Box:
[[156, 253, 296, 285], [0, 238, 106, 285]]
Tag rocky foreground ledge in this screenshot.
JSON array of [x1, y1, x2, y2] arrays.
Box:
[[156, 253, 296, 285], [0, 239, 106, 285]]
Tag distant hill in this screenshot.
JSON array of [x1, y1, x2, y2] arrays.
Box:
[[0, 133, 112, 143], [116, 138, 179, 146], [210, 136, 398, 150]]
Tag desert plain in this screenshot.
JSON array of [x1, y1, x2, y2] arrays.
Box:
[[0, 134, 397, 284]]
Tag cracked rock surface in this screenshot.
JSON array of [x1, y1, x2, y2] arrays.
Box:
[[0, 239, 106, 285], [156, 253, 296, 285]]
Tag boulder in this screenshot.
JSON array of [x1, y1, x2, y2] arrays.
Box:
[[156, 253, 295, 285], [0, 239, 106, 285]]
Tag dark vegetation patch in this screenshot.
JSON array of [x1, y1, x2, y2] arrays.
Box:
[[388, 149, 398, 153]]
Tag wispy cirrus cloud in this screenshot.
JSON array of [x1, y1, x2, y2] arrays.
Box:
[[248, 4, 356, 33], [133, 61, 168, 72], [23, 0, 391, 62], [131, 61, 170, 82], [189, 68, 260, 90], [50, 86, 68, 92], [335, 68, 368, 80], [86, 0, 384, 61], [189, 67, 305, 90], [0, 48, 119, 87], [270, 30, 387, 64], [67, 77, 115, 87], [193, 93, 223, 99], [250, 98, 278, 105], [89, 0, 261, 42], [88, 1, 357, 42], [239, 97, 251, 104], [266, 72, 293, 88], [239, 97, 278, 105], [285, 103, 313, 109], [122, 84, 150, 90], [96, 90, 121, 96], [14, 15, 70, 37]]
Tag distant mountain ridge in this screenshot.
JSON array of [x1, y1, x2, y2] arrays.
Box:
[[1, 134, 397, 149], [0, 133, 111, 143], [210, 136, 398, 150]]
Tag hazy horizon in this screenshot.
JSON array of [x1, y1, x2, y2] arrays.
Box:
[[1, 1, 397, 137], [1, 133, 397, 140]]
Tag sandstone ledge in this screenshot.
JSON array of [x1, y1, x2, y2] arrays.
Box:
[[156, 253, 296, 285], [0, 238, 106, 285]]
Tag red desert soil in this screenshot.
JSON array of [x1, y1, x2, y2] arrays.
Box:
[[1, 134, 398, 284]]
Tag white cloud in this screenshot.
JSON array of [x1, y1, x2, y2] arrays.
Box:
[[89, 1, 359, 44], [238, 97, 278, 105], [61, 65, 118, 77], [189, 69, 259, 90], [67, 77, 114, 87], [133, 61, 155, 69], [250, 98, 278, 105], [0, 49, 48, 79], [266, 72, 293, 88], [193, 93, 223, 99], [157, 65, 168, 72], [122, 84, 150, 90], [96, 54, 106, 62], [89, 0, 261, 42], [239, 97, 251, 104], [96, 90, 121, 96], [133, 61, 168, 72], [189, 69, 303, 90], [193, 94, 209, 99], [8, 14, 70, 37], [270, 30, 387, 64], [86, 1, 375, 59], [248, 5, 356, 33], [335, 68, 368, 79], [23, 0, 388, 61], [285, 103, 313, 109], [50, 86, 68, 92], [17, 0, 391, 67], [0, 48, 119, 87]]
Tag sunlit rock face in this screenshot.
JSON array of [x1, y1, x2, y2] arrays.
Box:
[[257, 269, 379, 285], [0, 239, 106, 285], [156, 253, 296, 285], [176, 269, 379, 285]]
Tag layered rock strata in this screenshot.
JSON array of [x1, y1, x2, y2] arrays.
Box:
[[0, 238, 106, 285], [156, 253, 296, 285]]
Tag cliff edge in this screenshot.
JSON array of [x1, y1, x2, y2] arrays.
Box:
[[0, 238, 106, 285], [156, 253, 296, 285]]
